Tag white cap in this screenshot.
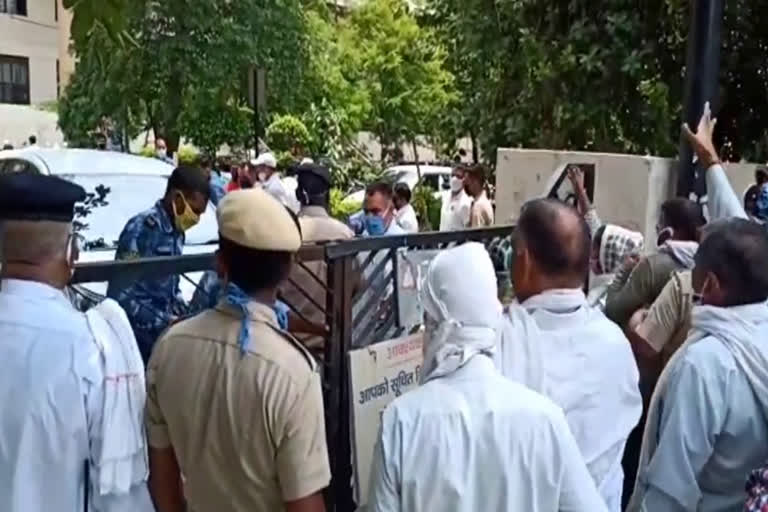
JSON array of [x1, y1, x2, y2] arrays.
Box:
[[300, 157, 314, 165], [253, 152, 277, 168]]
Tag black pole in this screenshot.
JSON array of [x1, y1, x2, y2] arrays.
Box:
[[253, 68, 261, 155], [676, 0, 724, 198]]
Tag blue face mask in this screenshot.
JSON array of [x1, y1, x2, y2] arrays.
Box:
[[365, 214, 387, 236]]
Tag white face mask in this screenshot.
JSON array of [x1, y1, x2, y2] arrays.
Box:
[[258, 172, 268, 182], [156, 149, 167, 159], [450, 177, 464, 193]]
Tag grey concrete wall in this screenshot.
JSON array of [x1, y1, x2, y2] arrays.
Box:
[[495, 148, 759, 249]]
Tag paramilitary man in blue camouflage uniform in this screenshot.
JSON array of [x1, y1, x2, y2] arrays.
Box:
[[107, 166, 210, 362]]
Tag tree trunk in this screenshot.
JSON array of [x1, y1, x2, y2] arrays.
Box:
[[470, 130, 479, 163], [412, 139, 421, 181]]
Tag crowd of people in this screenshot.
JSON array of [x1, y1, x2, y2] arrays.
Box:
[[1, 102, 768, 512]]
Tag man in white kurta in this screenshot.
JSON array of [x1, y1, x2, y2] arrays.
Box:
[[497, 199, 642, 512], [439, 167, 472, 231], [367, 242, 608, 512], [0, 172, 153, 512]]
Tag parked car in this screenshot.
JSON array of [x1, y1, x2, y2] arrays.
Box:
[[342, 164, 454, 206], [0, 148, 218, 301]]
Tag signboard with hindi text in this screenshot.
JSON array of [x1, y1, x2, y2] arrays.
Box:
[[348, 333, 424, 507]]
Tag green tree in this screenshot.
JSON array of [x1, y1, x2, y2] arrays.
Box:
[[425, 0, 689, 161], [426, 0, 768, 164], [59, 0, 308, 153], [338, 0, 457, 159]]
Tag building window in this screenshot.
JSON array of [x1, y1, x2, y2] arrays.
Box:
[[0, 55, 30, 105], [0, 0, 27, 16]]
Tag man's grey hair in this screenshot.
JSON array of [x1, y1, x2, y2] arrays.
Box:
[[0, 220, 72, 265]]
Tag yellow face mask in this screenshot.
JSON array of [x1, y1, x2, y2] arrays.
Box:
[[172, 192, 200, 232]]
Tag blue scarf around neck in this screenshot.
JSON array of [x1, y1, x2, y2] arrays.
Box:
[[221, 281, 289, 356]]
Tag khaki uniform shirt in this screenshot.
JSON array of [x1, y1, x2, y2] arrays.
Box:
[[288, 206, 354, 348], [146, 301, 330, 511], [605, 252, 683, 327], [636, 270, 694, 367], [469, 192, 494, 228]]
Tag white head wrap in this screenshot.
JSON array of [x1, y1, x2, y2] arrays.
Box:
[[419, 242, 501, 383]]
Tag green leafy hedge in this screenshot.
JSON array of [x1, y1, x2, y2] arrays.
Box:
[[412, 185, 442, 231], [266, 115, 311, 154], [330, 188, 362, 221]]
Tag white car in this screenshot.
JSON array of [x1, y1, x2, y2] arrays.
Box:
[[342, 164, 454, 205], [0, 148, 218, 300]]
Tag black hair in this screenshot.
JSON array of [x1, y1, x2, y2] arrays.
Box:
[[393, 182, 412, 203], [28, 135, 36, 145], [219, 239, 293, 294], [464, 164, 487, 185], [166, 165, 210, 199], [518, 198, 590, 278], [757, 167, 768, 183], [220, 206, 302, 295], [695, 218, 768, 305], [297, 172, 330, 207], [366, 181, 393, 199], [660, 198, 705, 242]]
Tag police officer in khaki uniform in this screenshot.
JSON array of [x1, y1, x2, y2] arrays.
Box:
[[285, 162, 354, 349], [145, 188, 330, 512]]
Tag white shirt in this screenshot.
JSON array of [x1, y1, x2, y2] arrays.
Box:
[[367, 356, 608, 512], [395, 204, 418, 233], [0, 279, 154, 512], [262, 173, 299, 213], [439, 191, 472, 231], [496, 289, 642, 512]]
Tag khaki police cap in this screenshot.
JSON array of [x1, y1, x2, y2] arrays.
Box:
[[217, 188, 301, 251]]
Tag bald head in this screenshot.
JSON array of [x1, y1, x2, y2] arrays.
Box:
[[517, 198, 590, 281]]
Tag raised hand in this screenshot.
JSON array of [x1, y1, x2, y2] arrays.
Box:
[[682, 101, 720, 169]]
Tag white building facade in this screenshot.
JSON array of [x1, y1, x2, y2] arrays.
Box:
[[0, 0, 63, 104]]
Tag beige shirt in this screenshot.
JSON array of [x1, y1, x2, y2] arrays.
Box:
[[288, 206, 354, 348], [146, 302, 330, 511], [636, 270, 693, 366], [469, 192, 494, 228]]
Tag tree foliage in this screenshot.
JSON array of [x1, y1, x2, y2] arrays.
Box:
[[425, 0, 689, 161], [62, 0, 768, 167], [426, 0, 768, 163], [338, 0, 457, 154], [60, 0, 308, 153]]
